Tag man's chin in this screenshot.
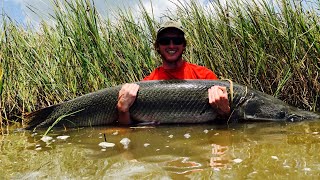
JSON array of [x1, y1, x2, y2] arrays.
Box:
[[163, 59, 180, 63], [162, 56, 183, 62]]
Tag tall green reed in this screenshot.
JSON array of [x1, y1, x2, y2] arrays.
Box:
[[0, 0, 319, 128], [179, 0, 319, 110]]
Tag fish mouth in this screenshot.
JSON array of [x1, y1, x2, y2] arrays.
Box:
[[241, 115, 288, 122], [239, 108, 320, 122], [286, 110, 320, 122]]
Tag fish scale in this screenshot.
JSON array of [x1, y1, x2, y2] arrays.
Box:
[[130, 82, 213, 123]]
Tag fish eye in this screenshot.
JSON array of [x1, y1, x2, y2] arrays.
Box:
[[278, 111, 286, 119]]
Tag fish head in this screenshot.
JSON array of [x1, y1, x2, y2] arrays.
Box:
[[235, 91, 320, 122]]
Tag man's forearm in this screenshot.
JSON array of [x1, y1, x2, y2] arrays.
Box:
[[117, 110, 132, 125]]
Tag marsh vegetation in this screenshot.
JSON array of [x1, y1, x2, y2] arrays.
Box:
[[0, 0, 319, 131]]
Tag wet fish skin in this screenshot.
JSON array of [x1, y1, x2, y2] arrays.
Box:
[[24, 80, 320, 130]]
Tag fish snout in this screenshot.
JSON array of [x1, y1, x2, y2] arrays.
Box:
[[286, 109, 320, 122], [286, 114, 304, 122]]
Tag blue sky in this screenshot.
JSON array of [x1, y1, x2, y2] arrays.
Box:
[[1, 0, 316, 29], [1, 0, 25, 24], [1, 0, 210, 28]]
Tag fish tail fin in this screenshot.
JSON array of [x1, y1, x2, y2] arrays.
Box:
[[23, 105, 59, 130]]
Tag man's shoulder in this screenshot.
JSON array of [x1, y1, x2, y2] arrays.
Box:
[[143, 66, 163, 80], [185, 62, 212, 71], [185, 61, 218, 79]]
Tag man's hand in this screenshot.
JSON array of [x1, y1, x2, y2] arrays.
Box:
[[117, 83, 139, 124], [208, 86, 230, 116]]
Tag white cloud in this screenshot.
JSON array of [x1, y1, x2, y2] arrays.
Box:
[[6, 0, 299, 29], [3, 0, 192, 28]]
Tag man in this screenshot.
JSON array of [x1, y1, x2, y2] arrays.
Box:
[[117, 20, 230, 125]]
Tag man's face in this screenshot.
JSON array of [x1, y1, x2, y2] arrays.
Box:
[[157, 29, 185, 63]]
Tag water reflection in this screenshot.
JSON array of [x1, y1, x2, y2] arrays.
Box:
[[165, 157, 203, 175], [1, 121, 320, 179], [210, 143, 230, 170]]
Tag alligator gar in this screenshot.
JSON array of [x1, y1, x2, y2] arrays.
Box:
[[24, 80, 320, 130]]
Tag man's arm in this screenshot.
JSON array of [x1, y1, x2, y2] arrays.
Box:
[[117, 83, 139, 125], [117, 83, 230, 124], [208, 86, 230, 116]]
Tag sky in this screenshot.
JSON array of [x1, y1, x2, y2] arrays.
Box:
[[0, 0, 316, 29], [0, 0, 211, 29]]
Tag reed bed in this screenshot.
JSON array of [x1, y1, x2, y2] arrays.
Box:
[[0, 0, 319, 130]]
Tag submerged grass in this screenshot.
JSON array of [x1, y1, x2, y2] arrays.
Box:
[[0, 0, 319, 129], [42, 109, 83, 136]]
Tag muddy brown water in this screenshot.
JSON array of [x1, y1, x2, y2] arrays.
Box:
[[1, 120, 320, 179]]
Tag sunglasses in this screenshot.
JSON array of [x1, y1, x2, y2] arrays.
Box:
[[158, 37, 185, 45]]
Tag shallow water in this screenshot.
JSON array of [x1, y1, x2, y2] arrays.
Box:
[[1, 121, 320, 179]]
